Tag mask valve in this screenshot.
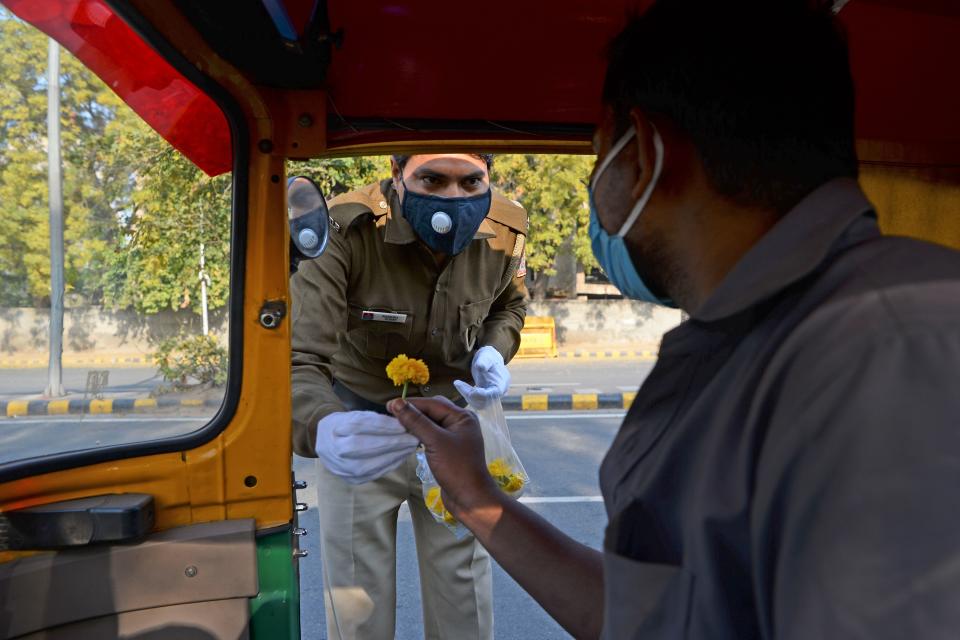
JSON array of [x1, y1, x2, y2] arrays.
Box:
[[298, 228, 319, 249], [431, 212, 453, 234]]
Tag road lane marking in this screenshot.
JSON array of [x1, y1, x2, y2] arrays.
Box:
[[519, 496, 603, 504], [512, 382, 582, 387], [1, 412, 628, 426], [506, 413, 626, 420], [0, 417, 208, 424]]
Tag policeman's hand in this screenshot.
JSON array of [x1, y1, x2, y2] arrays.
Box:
[[388, 397, 499, 518], [454, 346, 511, 408], [315, 411, 420, 484]]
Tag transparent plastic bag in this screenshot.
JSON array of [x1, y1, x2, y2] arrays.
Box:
[[416, 396, 530, 536]]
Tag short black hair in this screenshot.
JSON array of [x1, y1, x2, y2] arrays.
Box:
[[392, 153, 494, 171], [603, 0, 858, 213]]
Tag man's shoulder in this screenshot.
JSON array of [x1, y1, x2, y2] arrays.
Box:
[[327, 181, 390, 232], [766, 235, 960, 373], [814, 235, 960, 333], [487, 191, 528, 234]]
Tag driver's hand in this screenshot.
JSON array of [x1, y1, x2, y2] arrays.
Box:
[[388, 397, 499, 517]]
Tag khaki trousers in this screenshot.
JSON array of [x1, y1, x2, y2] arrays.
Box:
[[316, 453, 493, 640]]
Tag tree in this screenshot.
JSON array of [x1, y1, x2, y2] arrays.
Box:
[[1, 6, 596, 313], [491, 154, 596, 295], [101, 130, 232, 316], [289, 156, 389, 199], [0, 8, 149, 306]]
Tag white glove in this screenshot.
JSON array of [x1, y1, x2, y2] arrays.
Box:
[[315, 411, 420, 484], [454, 346, 511, 408]]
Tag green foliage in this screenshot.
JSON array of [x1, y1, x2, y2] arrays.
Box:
[[154, 333, 228, 389], [1, 7, 598, 317], [0, 9, 138, 305], [290, 154, 598, 281], [101, 131, 232, 315], [0, 8, 232, 317], [491, 154, 597, 276], [289, 156, 390, 198]]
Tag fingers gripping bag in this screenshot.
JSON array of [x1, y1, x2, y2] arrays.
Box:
[[416, 396, 530, 536]]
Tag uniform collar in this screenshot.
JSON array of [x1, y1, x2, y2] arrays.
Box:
[[380, 180, 497, 245], [693, 178, 876, 323]]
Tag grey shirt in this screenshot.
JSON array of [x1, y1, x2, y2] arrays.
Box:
[[599, 178, 960, 639]]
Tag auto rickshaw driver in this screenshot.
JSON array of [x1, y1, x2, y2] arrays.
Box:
[[391, 1, 960, 638]]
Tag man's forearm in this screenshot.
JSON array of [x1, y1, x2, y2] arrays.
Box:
[[459, 493, 604, 639]]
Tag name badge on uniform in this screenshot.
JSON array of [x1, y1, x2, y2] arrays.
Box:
[[362, 310, 408, 324]]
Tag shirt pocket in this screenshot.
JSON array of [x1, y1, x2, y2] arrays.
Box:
[[457, 297, 494, 355], [345, 303, 415, 360], [600, 552, 695, 639]]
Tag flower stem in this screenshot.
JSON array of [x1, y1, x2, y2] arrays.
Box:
[[402, 381, 409, 400]]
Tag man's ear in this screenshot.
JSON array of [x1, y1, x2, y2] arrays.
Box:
[[390, 158, 405, 199], [628, 108, 660, 201]]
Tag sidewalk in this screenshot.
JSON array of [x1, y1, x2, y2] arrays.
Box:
[[0, 342, 662, 368], [517, 341, 660, 361]]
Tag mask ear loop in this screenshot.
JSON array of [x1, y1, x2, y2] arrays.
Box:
[[616, 125, 664, 238], [590, 125, 637, 192]]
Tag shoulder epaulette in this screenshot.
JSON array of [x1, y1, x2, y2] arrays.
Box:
[[487, 191, 528, 234], [327, 181, 391, 233]]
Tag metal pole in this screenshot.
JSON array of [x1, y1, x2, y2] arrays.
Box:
[[199, 240, 209, 336], [198, 209, 209, 336], [45, 39, 65, 398]]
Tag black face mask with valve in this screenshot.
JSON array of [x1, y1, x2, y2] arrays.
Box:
[[400, 181, 492, 255]]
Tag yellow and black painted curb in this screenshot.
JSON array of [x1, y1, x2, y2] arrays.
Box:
[[502, 392, 636, 412], [1, 392, 635, 418], [0, 355, 154, 369], [1, 397, 219, 418]]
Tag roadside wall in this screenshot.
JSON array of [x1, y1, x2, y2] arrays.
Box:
[[0, 301, 678, 356], [0, 307, 227, 355], [527, 300, 681, 346]]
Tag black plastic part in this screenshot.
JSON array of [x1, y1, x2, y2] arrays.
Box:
[[0, 494, 155, 551], [171, 0, 336, 89]]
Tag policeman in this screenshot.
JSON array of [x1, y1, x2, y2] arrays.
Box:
[[291, 153, 527, 640]]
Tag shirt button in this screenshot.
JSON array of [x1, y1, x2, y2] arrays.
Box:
[[431, 328, 439, 337], [435, 283, 442, 292], [422, 385, 431, 393]]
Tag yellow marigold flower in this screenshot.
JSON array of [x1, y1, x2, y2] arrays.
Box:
[[425, 486, 457, 525], [502, 474, 525, 493], [488, 458, 525, 493], [426, 486, 444, 513], [386, 355, 430, 400], [487, 458, 512, 477]]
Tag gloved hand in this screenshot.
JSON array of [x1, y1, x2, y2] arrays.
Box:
[[315, 411, 420, 484], [454, 346, 511, 408]]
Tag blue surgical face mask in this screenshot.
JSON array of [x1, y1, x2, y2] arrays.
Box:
[[400, 181, 492, 255], [588, 125, 675, 307]]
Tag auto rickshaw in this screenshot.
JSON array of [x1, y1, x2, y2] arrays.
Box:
[[0, 0, 958, 638]]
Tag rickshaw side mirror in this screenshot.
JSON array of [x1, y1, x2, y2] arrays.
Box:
[[287, 175, 329, 273]]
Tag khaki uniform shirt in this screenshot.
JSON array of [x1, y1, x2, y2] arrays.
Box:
[[291, 179, 528, 456]]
